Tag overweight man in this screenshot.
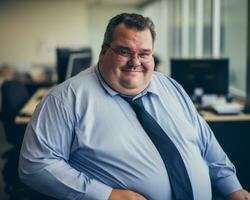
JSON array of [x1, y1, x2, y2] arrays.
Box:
[[19, 13, 250, 200]]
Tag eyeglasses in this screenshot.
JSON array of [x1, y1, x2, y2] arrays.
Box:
[[106, 44, 153, 63]]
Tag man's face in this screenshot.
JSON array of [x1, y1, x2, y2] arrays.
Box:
[[99, 23, 154, 96]]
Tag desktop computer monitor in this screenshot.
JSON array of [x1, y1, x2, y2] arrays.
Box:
[[170, 58, 229, 96], [65, 52, 92, 79], [56, 47, 92, 83]]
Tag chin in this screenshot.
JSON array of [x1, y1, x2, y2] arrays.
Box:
[[123, 83, 146, 94], [123, 81, 141, 89]]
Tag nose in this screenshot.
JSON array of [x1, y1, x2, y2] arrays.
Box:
[[127, 54, 141, 67]]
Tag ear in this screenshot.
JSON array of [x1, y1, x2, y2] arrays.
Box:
[[99, 44, 108, 63], [100, 44, 108, 56]]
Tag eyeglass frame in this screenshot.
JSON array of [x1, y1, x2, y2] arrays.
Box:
[[105, 43, 153, 63]]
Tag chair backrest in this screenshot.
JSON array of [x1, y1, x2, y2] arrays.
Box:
[[65, 52, 92, 79], [1, 80, 30, 144]]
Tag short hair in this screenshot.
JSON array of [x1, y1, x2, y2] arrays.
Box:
[[102, 13, 156, 45]]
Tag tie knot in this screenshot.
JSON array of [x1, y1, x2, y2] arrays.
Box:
[[122, 96, 144, 110]]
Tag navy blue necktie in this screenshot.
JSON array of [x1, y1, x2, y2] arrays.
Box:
[[122, 96, 193, 200]]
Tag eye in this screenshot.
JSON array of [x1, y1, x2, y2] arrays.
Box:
[[139, 52, 151, 58], [116, 48, 130, 56]]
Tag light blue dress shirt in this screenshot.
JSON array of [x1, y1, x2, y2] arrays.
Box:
[[19, 65, 242, 200]]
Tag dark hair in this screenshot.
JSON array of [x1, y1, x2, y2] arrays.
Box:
[[102, 13, 156, 45]]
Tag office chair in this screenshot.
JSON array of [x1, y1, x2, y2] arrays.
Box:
[[1, 80, 30, 146], [0, 80, 29, 198], [1, 80, 56, 199]]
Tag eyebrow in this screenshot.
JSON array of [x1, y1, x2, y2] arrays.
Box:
[[115, 45, 152, 53]]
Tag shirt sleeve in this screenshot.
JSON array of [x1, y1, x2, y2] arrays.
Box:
[[195, 115, 242, 197], [18, 94, 113, 200], [168, 77, 242, 197]]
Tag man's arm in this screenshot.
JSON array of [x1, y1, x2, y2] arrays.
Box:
[[19, 94, 112, 200], [169, 78, 243, 196], [195, 114, 250, 198], [226, 189, 250, 200], [167, 78, 249, 198]]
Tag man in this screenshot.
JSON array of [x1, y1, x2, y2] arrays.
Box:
[[19, 13, 250, 200]]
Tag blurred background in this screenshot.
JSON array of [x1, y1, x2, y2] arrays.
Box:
[[0, 0, 249, 199]]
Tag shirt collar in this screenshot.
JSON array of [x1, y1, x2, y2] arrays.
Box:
[[95, 64, 160, 99]]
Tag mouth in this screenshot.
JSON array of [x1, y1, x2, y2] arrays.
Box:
[[121, 67, 144, 73]]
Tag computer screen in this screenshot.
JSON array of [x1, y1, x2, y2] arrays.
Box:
[[170, 58, 229, 95], [66, 52, 92, 79], [56, 47, 92, 83]]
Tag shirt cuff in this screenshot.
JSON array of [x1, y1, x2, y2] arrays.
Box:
[[84, 179, 113, 200], [214, 175, 242, 197]]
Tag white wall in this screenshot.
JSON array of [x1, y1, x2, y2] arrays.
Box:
[[0, 0, 140, 70], [0, 0, 89, 69]]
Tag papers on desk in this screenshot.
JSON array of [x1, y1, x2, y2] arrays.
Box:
[[211, 102, 244, 115], [201, 95, 226, 106], [199, 94, 244, 115]]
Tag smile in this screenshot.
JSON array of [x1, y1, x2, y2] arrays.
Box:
[[122, 67, 144, 72]]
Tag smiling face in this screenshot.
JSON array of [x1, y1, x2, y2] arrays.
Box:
[[99, 23, 155, 96]]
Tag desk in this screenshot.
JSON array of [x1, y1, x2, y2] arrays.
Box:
[[208, 120, 250, 191], [200, 110, 250, 122], [15, 88, 49, 124]]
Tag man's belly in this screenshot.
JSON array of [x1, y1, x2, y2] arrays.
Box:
[[69, 146, 211, 200]]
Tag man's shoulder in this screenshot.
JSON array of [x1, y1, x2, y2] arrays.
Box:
[[48, 66, 98, 98], [151, 71, 189, 98], [67, 66, 97, 89], [152, 71, 175, 87]]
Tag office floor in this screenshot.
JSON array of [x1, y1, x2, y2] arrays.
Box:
[[0, 122, 12, 200]]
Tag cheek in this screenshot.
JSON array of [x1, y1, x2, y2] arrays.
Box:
[[99, 54, 105, 66], [100, 56, 123, 78], [144, 62, 155, 73], [108, 60, 125, 74]]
